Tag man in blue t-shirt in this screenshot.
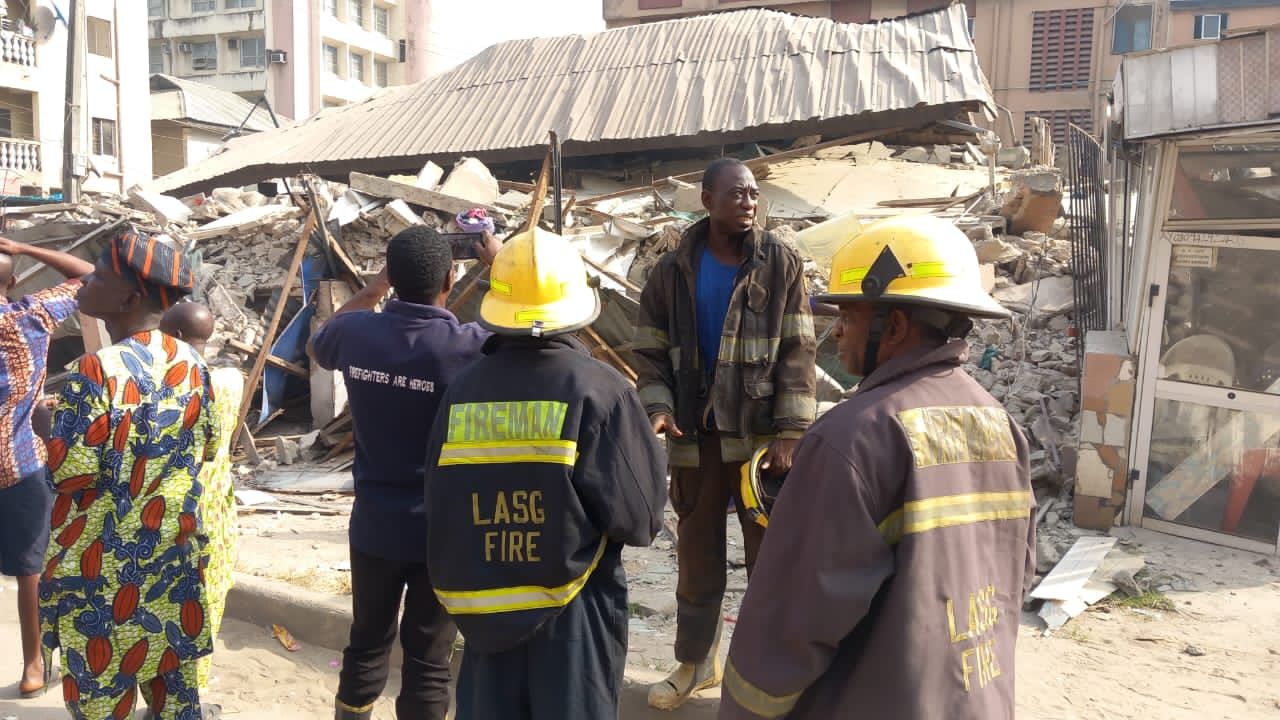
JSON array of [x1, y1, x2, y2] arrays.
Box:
[[311, 226, 498, 720]]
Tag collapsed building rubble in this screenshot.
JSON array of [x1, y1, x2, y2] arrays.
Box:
[[13, 126, 1086, 534]]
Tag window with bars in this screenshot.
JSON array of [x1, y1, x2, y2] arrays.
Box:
[[324, 44, 339, 74], [240, 37, 265, 67], [225, 0, 256, 8], [87, 17, 112, 58], [1029, 9, 1093, 92], [1112, 4, 1153, 54], [1023, 109, 1093, 146], [193, 0, 215, 12], [92, 118, 117, 157], [148, 0, 165, 18], [192, 41, 216, 71], [149, 44, 164, 73], [349, 0, 365, 27], [375, 60, 388, 87], [350, 52, 364, 82], [375, 5, 389, 35], [1194, 13, 1228, 40]]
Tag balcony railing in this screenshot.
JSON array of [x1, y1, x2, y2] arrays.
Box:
[[0, 30, 35, 67], [0, 138, 41, 173]]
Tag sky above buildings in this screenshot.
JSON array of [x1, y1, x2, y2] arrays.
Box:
[[426, 0, 608, 74]]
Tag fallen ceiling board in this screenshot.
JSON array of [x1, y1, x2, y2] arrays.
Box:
[[1031, 536, 1118, 602], [758, 157, 991, 219], [252, 470, 354, 494]]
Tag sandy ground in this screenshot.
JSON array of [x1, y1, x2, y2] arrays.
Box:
[[4, 516, 1277, 719]]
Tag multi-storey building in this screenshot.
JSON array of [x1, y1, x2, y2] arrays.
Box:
[[602, 0, 1280, 146], [146, 0, 437, 120], [0, 0, 150, 195]]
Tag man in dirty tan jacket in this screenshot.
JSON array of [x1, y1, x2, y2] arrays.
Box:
[[720, 215, 1035, 720], [633, 158, 817, 710]]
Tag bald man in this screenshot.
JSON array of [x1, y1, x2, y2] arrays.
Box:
[[160, 300, 245, 697], [0, 237, 94, 697], [159, 299, 216, 355]]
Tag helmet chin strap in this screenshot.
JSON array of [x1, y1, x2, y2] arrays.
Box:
[[862, 306, 890, 377], [859, 246, 907, 378]]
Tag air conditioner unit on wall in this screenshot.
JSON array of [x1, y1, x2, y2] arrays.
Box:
[[178, 42, 192, 53], [268, 50, 287, 64], [228, 38, 239, 49]]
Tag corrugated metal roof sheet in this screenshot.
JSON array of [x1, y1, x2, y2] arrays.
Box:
[[146, 5, 991, 195], [150, 74, 287, 133], [1117, 25, 1280, 139]]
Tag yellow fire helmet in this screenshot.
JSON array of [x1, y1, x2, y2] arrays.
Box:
[[478, 227, 601, 337], [813, 215, 1011, 320], [740, 445, 788, 529]]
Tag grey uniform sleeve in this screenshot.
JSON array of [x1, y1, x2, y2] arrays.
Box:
[[574, 387, 669, 547], [720, 434, 895, 720]]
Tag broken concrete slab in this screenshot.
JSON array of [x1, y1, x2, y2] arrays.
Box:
[[380, 200, 424, 235], [129, 189, 192, 226], [930, 145, 951, 164], [349, 171, 506, 219], [187, 204, 303, 241], [417, 161, 444, 190], [438, 157, 500, 207], [897, 146, 930, 163], [974, 237, 1023, 264], [993, 276, 1075, 316], [998, 146, 1030, 170]]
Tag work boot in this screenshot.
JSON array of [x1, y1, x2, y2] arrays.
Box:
[[334, 699, 373, 720], [647, 619, 724, 711]]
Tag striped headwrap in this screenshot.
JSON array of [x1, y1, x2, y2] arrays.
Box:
[[100, 225, 194, 310]]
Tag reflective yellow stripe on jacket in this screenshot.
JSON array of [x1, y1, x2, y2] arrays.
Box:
[[724, 657, 802, 718], [438, 439, 577, 466], [877, 490, 1032, 546], [433, 537, 608, 614], [879, 405, 1029, 545]]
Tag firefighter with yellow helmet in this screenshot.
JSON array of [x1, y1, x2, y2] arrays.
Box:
[[720, 216, 1036, 720], [423, 227, 667, 720]]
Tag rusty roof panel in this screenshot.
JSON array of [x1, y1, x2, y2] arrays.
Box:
[[147, 5, 991, 195]]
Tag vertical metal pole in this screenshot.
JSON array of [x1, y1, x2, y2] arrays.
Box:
[[550, 131, 563, 235], [62, 0, 82, 202]]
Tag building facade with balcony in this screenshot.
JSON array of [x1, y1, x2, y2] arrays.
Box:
[[148, 0, 438, 120], [0, 0, 150, 195], [602, 0, 1277, 147]]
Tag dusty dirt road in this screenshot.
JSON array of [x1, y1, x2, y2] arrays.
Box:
[[3, 522, 1277, 719]]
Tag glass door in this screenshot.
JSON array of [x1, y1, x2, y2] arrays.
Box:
[[1132, 232, 1280, 553]]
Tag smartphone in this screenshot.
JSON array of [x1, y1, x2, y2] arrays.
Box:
[[441, 232, 483, 260]]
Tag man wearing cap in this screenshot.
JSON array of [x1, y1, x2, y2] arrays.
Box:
[[634, 157, 817, 710], [0, 236, 94, 698], [424, 227, 668, 719], [41, 226, 221, 720], [310, 226, 498, 720], [719, 216, 1035, 720]]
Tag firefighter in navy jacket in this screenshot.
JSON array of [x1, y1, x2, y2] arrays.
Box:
[[424, 227, 667, 719]]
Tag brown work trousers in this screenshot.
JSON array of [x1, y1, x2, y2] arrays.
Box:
[[670, 433, 766, 664]]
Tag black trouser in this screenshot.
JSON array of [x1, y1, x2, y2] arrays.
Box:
[[454, 550, 629, 720], [337, 547, 458, 720], [670, 433, 765, 663]]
